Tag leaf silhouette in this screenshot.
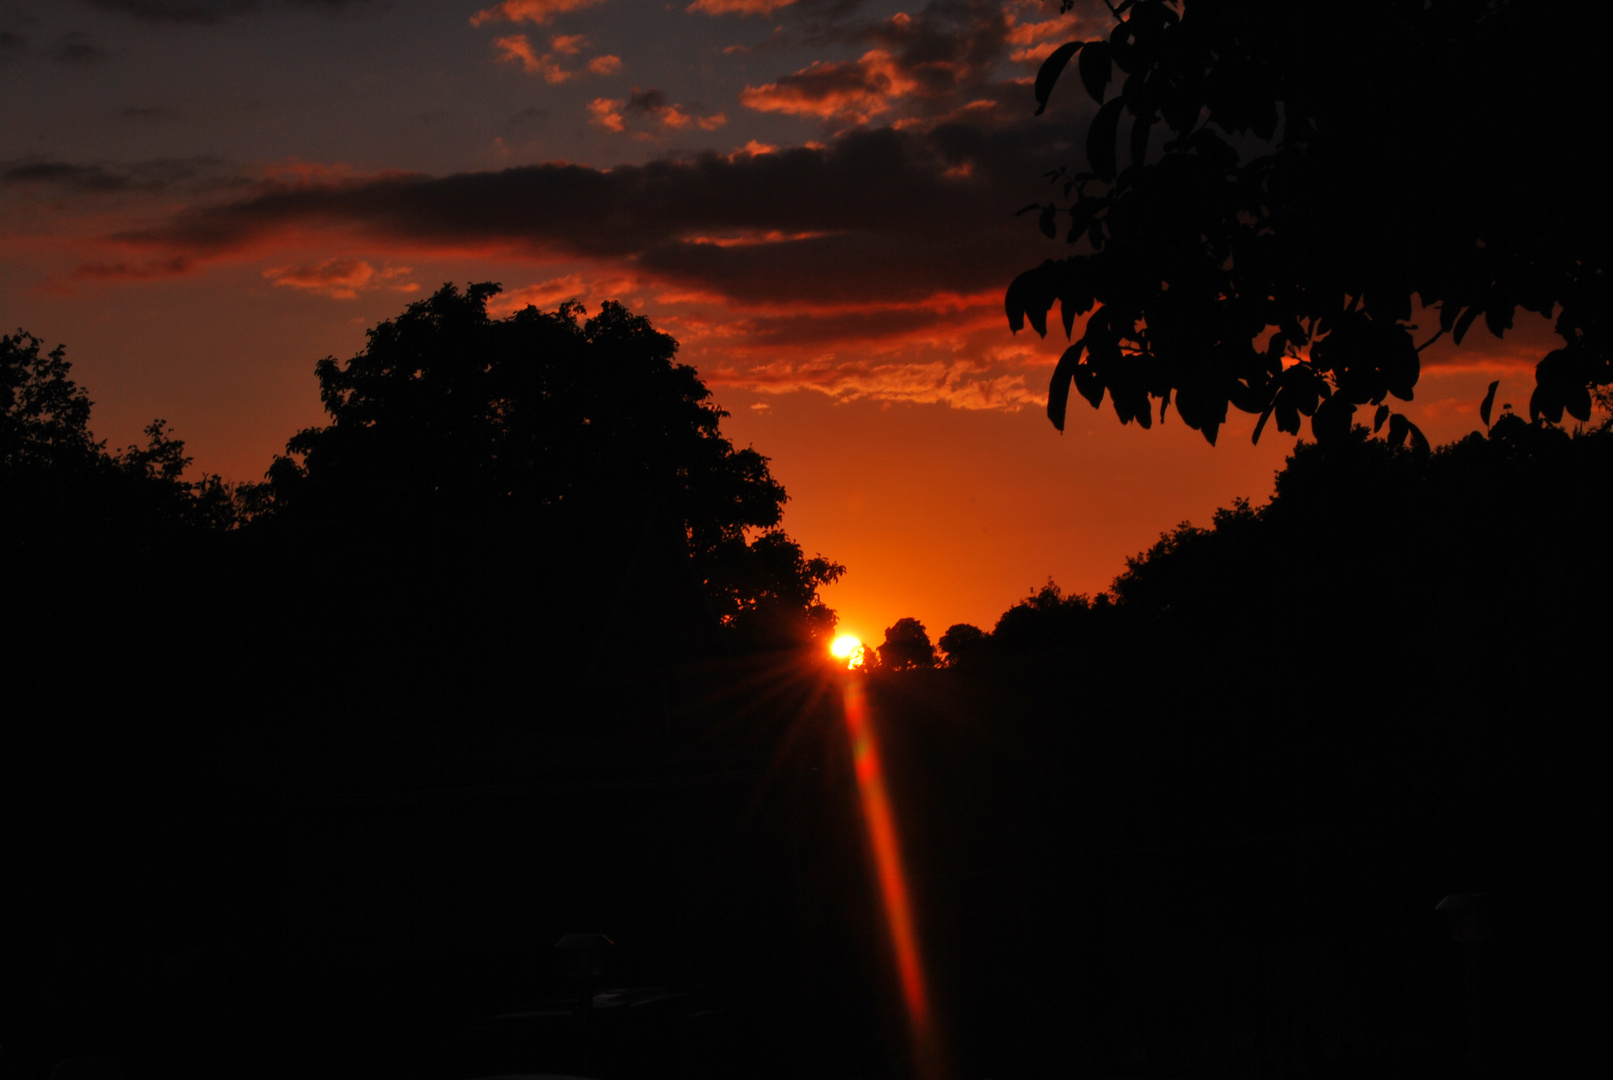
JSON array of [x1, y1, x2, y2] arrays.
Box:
[[1004, 268, 1033, 333], [1407, 419, 1430, 454], [1079, 40, 1112, 103], [1479, 379, 1499, 427], [1034, 41, 1082, 116], [1252, 399, 1276, 444], [1047, 343, 1084, 431], [1087, 99, 1125, 182], [1374, 404, 1390, 433], [1565, 385, 1592, 422], [1453, 305, 1482, 345], [1130, 111, 1152, 166], [1039, 205, 1058, 238]]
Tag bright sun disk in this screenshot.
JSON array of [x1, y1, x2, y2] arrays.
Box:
[[830, 634, 863, 666]]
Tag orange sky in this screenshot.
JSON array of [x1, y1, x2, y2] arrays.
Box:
[[0, 0, 1567, 649]]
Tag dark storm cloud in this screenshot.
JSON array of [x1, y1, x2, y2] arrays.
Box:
[[2, 156, 244, 195], [504, 106, 548, 136], [4, 161, 134, 191], [111, 116, 1084, 306], [52, 32, 108, 65], [626, 88, 672, 116], [78, 0, 370, 24], [69, 255, 195, 279]]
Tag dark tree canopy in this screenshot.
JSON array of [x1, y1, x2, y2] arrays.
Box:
[[937, 622, 989, 667], [1009, 0, 1609, 445], [878, 616, 936, 670], [3, 330, 236, 560], [258, 284, 841, 653], [991, 579, 1108, 653]]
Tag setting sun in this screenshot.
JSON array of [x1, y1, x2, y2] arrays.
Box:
[[830, 634, 865, 668]]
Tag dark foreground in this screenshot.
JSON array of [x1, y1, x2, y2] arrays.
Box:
[[10, 425, 1607, 1078]]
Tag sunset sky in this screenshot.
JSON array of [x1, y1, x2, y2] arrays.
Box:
[[1, 0, 1554, 645]]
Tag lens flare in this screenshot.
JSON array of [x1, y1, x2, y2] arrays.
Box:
[[840, 672, 942, 1076], [830, 634, 865, 668]]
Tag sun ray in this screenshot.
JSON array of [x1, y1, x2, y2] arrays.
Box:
[[839, 670, 945, 1077]]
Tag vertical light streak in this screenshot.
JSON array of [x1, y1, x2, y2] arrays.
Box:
[[840, 671, 939, 1074]]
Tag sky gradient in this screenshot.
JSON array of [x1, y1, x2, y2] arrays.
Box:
[[1, 0, 1553, 645]]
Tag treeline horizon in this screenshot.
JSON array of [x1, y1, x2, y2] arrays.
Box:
[[8, 288, 1610, 1079], [863, 407, 1611, 675], [12, 292, 1606, 686]]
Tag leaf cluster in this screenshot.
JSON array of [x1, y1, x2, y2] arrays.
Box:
[[1010, 0, 1610, 445]]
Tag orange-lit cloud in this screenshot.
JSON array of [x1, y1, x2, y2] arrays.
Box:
[[731, 1, 1031, 128], [491, 33, 618, 82], [741, 50, 918, 125], [590, 88, 725, 135], [470, 0, 606, 27], [710, 356, 1041, 411], [587, 97, 627, 132], [1003, 6, 1098, 64], [262, 257, 417, 300], [687, 0, 796, 14], [482, 271, 645, 316], [493, 34, 566, 80], [485, 273, 587, 314]]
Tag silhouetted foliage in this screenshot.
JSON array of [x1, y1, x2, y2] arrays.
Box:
[[3, 330, 97, 469], [992, 579, 1110, 655], [2, 330, 236, 565], [1010, 0, 1609, 444], [13, 316, 1609, 1079], [877, 616, 936, 670], [251, 284, 842, 661], [1111, 414, 1610, 638], [937, 622, 988, 667]]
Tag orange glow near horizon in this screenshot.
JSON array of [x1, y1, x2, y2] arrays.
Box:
[[840, 672, 943, 1077], [830, 633, 866, 668]]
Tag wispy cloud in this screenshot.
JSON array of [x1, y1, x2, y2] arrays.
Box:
[[490, 32, 620, 82], [687, 0, 796, 15], [590, 88, 726, 136], [469, 0, 607, 27], [69, 255, 196, 280], [261, 257, 417, 299], [741, 49, 915, 124]]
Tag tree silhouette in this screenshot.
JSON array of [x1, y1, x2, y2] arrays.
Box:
[[937, 622, 988, 667], [254, 284, 841, 656], [878, 617, 936, 670], [1009, 0, 1609, 445], [3, 330, 236, 560], [991, 579, 1108, 655]]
